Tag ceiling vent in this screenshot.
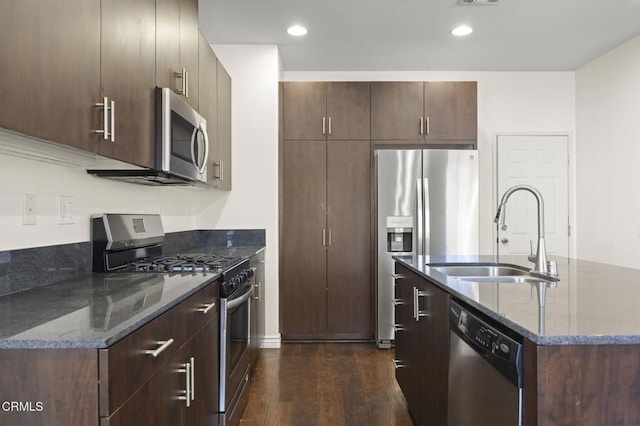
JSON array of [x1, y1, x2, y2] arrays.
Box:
[[456, 0, 499, 5]]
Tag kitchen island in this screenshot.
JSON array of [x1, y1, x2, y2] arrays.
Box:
[[395, 254, 640, 426]]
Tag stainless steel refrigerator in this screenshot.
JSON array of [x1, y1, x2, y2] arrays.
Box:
[[376, 149, 479, 348]]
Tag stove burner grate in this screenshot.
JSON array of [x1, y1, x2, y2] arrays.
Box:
[[127, 254, 242, 273]]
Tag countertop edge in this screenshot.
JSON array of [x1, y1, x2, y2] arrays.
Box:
[[394, 256, 640, 346]]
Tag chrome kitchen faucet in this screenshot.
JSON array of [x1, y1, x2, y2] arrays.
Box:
[[494, 184, 557, 276]]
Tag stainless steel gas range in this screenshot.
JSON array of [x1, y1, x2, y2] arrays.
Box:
[[92, 213, 254, 425]]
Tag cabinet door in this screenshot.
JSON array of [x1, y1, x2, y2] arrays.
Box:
[[371, 82, 424, 140], [181, 317, 220, 426], [99, 0, 156, 168], [212, 62, 232, 190], [101, 350, 182, 426], [424, 81, 477, 142], [326, 82, 370, 140], [198, 32, 219, 185], [179, 0, 199, 110], [283, 82, 327, 140], [155, 0, 181, 91], [281, 140, 327, 337], [0, 1, 100, 152], [326, 140, 371, 338], [420, 279, 449, 425]]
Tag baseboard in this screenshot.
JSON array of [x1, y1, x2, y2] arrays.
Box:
[[260, 334, 282, 348]]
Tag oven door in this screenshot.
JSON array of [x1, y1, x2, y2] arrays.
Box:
[[219, 281, 253, 412], [157, 87, 209, 183]]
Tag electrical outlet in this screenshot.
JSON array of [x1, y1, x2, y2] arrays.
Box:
[[58, 196, 74, 224], [23, 194, 36, 225]]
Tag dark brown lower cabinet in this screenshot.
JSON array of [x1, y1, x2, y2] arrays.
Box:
[[0, 282, 220, 426], [0, 349, 98, 426], [250, 250, 266, 365], [393, 263, 449, 426], [281, 139, 371, 340]]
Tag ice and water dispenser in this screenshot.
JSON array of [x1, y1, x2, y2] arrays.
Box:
[[386, 216, 413, 253]]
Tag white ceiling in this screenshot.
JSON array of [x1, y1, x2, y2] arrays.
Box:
[[199, 0, 640, 72]]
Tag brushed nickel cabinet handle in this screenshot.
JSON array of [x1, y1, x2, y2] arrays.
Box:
[[392, 324, 405, 332], [392, 274, 406, 280], [93, 97, 109, 140], [322, 117, 326, 136], [328, 228, 332, 246], [392, 359, 406, 369], [190, 357, 195, 401], [254, 282, 261, 301], [177, 361, 191, 407], [185, 70, 189, 99], [176, 68, 187, 96], [214, 161, 224, 181], [322, 228, 326, 247], [426, 116, 430, 135], [110, 100, 115, 142], [145, 339, 174, 357], [391, 298, 403, 306], [413, 287, 429, 321], [199, 302, 216, 314], [328, 117, 332, 135], [420, 116, 424, 135]]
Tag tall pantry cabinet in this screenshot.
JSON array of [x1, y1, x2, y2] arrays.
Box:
[[281, 82, 372, 339]]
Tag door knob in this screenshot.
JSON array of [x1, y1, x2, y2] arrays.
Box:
[[500, 238, 509, 244]]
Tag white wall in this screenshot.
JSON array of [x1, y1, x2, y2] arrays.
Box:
[[285, 71, 576, 254], [576, 35, 640, 268], [0, 133, 200, 251], [195, 45, 281, 346]]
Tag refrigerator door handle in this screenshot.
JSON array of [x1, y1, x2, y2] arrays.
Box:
[[416, 178, 424, 255], [423, 178, 430, 255]]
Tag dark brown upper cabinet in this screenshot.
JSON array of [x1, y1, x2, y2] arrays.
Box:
[[212, 61, 232, 191], [98, 0, 157, 168], [156, 0, 199, 110], [0, 0, 157, 169], [371, 81, 477, 145], [283, 82, 370, 141], [198, 32, 219, 186], [0, 1, 101, 153]]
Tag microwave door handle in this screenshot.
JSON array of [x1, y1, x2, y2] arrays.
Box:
[[190, 127, 198, 172], [199, 123, 209, 175], [190, 124, 209, 175]]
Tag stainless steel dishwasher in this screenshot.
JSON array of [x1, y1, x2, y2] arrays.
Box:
[[448, 300, 523, 426]]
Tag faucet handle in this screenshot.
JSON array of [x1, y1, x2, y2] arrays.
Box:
[[547, 260, 558, 276], [529, 240, 535, 256]]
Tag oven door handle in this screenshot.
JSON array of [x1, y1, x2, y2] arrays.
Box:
[[226, 285, 254, 310]]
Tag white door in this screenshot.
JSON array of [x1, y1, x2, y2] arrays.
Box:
[[496, 134, 569, 257]]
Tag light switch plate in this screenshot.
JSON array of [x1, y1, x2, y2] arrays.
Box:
[[58, 196, 74, 224], [23, 194, 36, 225]]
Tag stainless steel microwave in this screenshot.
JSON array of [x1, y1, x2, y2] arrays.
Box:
[[156, 87, 209, 184], [86, 88, 209, 185]]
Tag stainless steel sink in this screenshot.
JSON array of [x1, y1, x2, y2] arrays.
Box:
[[428, 263, 558, 284]]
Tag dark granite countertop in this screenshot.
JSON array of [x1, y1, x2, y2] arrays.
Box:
[[0, 244, 265, 349], [0, 272, 219, 349], [395, 254, 640, 345]]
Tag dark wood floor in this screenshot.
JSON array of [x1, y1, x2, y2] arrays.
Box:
[[240, 342, 414, 426]]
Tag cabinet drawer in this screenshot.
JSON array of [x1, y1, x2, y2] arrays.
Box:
[[181, 279, 219, 338], [99, 279, 219, 416]]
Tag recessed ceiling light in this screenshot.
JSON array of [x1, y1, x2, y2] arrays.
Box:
[[287, 25, 308, 36], [451, 25, 473, 36]]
